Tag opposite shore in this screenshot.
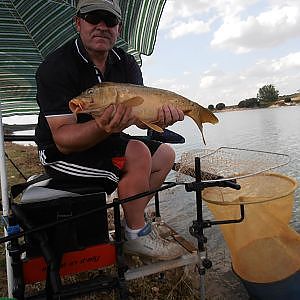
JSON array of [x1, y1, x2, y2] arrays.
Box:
[[212, 97, 300, 113]]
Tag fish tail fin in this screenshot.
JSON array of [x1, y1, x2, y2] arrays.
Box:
[[186, 110, 206, 145], [186, 107, 218, 145]]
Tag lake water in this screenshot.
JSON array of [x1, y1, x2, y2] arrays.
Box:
[[145, 105, 300, 243]]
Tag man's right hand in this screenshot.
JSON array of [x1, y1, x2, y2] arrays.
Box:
[[46, 104, 136, 155], [94, 103, 137, 133]]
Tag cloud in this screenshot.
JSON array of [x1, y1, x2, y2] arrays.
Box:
[[145, 51, 300, 107], [211, 4, 300, 52], [199, 75, 216, 88], [159, 0, 212, 29], [169, 19, 211, 39], [143, 1, 300, 107], [147, 78, 190, 95], [197, 51, 300, 105], [271, 52, 300, 70], [159, 1, 215, 39], [159, 0, 258, 36], [160, 1, 300, 50], [246, 52, 300, 77]]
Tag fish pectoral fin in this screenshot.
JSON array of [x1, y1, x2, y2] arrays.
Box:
[[123, 96, 144, 107], [72, 112, 78, 122], [139, 120, 164, 133]]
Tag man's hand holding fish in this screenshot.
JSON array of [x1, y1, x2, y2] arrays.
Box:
[[94, 103, 137, 133], [156, 104, 185, 128]]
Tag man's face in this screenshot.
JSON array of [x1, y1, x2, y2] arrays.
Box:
[[76, 10, 121, 54]]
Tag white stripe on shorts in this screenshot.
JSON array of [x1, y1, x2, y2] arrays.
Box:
[[48, 161, 118, 182]]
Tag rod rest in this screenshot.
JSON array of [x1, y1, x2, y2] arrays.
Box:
[[4, 129, 186, 144], [185, 179, 241, 192], [4, 134, 35, 142]]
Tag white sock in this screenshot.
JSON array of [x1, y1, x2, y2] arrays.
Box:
[[125, 223, 146, 240]]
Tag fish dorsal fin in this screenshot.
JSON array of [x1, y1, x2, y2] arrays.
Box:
[[139, 120, 164, 133], [123, 96, 144, 107]]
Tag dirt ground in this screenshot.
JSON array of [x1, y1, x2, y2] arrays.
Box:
[[0, 220, 249, 299], [0, 250, 249, 300]]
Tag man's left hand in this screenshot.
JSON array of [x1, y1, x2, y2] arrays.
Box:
[[156, 104, 184, 128]]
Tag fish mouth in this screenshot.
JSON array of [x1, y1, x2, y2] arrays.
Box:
[[69, 97, 101, 115], [69, 98, 86, 113]]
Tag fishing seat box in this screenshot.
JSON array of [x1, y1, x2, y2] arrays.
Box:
[[12, 176, 109, 259]]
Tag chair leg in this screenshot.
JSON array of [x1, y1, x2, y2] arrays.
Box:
[[117, 280, 129, 300], [113, 199, 129, 299], [45, 259, 63, 298]]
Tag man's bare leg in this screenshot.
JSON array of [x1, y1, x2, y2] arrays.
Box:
[[120, 140, 184, 259], [119, 142, 175, 226], [118, 140, 152, 229], [149, 143, 175, 192]]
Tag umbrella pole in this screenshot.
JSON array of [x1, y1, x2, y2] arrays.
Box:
[[0, 104, 13, 297]]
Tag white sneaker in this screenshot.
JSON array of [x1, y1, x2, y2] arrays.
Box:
[[152, 219, 174, 239], [144, 212, 173, 239], [123, 223, 185, 260]]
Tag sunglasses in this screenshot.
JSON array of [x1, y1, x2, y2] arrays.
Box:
[[78, 11, 120, 27]]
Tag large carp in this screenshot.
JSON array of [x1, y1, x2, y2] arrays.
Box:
[[69, 82, 219, 144]]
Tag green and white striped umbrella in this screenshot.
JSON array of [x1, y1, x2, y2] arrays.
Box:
[[0, 0, 166, 117]]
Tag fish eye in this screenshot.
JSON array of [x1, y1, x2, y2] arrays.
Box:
[[87, 89, 94, 94]]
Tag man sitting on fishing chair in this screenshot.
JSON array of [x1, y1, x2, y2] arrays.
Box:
[[35, 0, 185, 260]]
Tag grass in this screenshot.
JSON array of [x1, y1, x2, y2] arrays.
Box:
[[0, 142, 200, 299]]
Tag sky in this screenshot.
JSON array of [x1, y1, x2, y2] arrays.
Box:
[[3, 0, 300, 126], [141, 0, 300, 107]]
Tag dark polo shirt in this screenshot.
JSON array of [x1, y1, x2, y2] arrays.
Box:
[[35, 37, 143, 149]]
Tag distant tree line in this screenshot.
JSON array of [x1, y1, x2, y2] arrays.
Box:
[[208, 84, 282, 110], [238, 98, 259, 108], [207, 103, 226, 110], [257, 84, 279, 102]]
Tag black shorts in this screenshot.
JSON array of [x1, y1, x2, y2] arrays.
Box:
[[39, 133, 162, 194]]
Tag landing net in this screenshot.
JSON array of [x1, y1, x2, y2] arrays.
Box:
[[175, 147, 300, 284]]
